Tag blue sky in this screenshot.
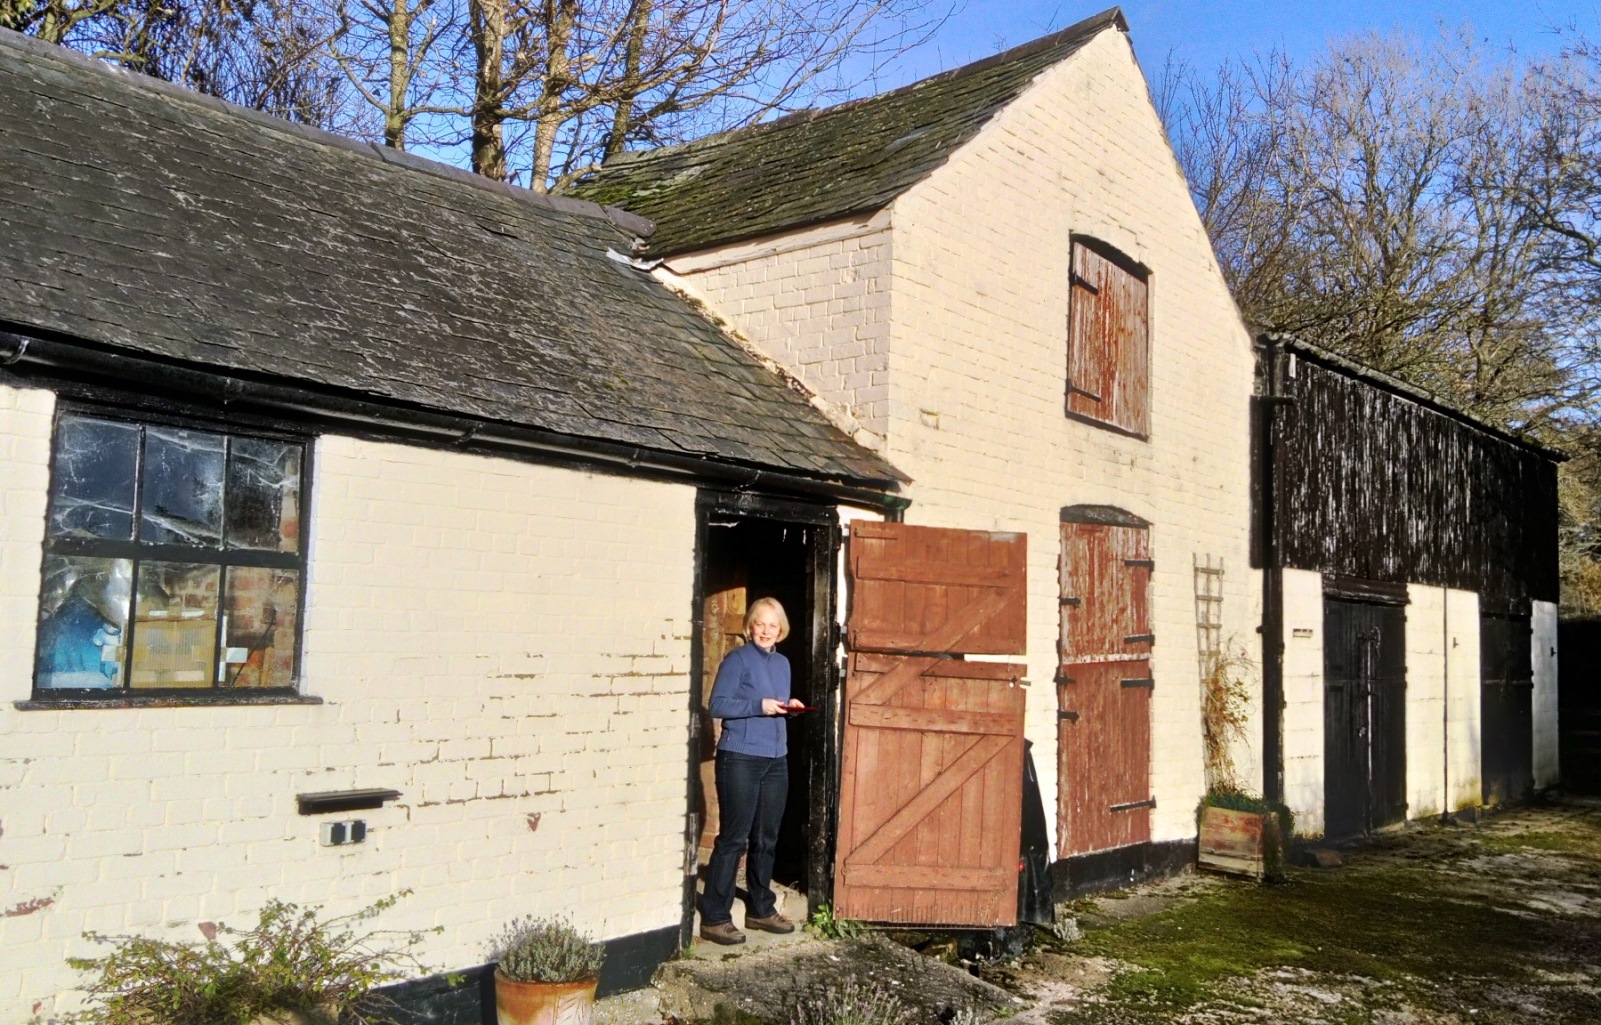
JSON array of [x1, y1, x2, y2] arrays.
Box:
[[870, 1, 1597, 89]]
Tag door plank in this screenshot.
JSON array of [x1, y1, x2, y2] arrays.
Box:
[[848, 704, 1020, 736], [846, 865, 1015, 891]]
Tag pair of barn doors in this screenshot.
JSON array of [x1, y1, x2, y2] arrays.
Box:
[[832, 515, 1153, 926]]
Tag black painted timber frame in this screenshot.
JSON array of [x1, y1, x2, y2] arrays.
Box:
[[685, 490, 846, 948]]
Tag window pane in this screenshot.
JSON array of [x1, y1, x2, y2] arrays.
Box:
[[221, 567, 299, 688], [130, 562, 220, 689], [225, 438, 302, 552], [48, 417, 139, 539], [36, 556, 133, 689], [140, 428, 225, 545]]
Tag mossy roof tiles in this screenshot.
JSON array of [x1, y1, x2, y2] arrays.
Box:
[[570, 8, 1125, 256]]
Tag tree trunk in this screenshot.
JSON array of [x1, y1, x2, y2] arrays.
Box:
[[528, 0, 575, 192], [603, 0, 652, 161], [384, 0, 411, 147], [469, 0, 507, 180]]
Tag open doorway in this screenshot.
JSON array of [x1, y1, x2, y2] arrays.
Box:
[[692, 492, 840, 923]]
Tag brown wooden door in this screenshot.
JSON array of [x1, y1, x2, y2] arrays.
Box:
[[1057, 509, 1154, 857], [834, 522, 1027, 926], [697, 571, 746, 862]]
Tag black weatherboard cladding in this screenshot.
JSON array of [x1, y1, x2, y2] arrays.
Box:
[[1263, 343, 1560, 613], [571, 8, 1127, 256], [0, 29, 897, 489]]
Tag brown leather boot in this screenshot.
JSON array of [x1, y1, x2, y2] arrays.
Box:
[[744, 913, 795, 934], [699, 921, 747, 945]]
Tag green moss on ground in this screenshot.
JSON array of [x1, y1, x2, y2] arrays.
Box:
[[1477, 827, 1601, 856], [1045, 855, 1601, 1025]]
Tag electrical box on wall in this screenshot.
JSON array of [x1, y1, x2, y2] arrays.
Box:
[[319, 820, 368, 846]]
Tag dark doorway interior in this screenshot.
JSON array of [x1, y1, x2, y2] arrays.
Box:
[[1481, 613, 1534, 806], [696, 508, 834, 906], [1323, 598, 1407, 841], [1559, 619, 1601, 795]]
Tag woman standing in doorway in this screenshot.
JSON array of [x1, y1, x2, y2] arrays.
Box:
[[700, 596, 803, 945]]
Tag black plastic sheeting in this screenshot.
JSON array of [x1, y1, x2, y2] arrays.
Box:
[[1018, 739, 1054, 927]]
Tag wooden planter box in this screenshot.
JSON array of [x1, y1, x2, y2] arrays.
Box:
[[1198, 805, 1282, 881]]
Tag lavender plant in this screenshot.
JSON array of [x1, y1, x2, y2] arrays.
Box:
[[486, 917, 604, 984]]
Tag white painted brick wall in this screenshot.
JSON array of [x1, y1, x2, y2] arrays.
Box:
[[1280, 569, 1325, 836], [669, 31, 1260, 852], [881, 31, 1260, 848], [1532, 600, 1559, 787], [2, 430, 696, 1022], [663, 221, 894, 444]]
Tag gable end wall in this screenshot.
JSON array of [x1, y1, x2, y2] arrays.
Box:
[[883, 28, 1260, 850]]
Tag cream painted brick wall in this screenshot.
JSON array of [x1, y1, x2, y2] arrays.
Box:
[[882, 30, 1259, 848], [1532, 600, 1559, 787], [1281, 569, 1325, 835], [2, 433, 696, 1022], [1405, 585, 1482, 819], [667, 224, 893, 443], [669, 31, 1260, 854]]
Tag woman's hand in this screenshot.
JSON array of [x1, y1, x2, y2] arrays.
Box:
[[761, 698, 805, 716]]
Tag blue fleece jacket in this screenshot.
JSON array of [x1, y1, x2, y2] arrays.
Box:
[[708, 641, 791, 758]]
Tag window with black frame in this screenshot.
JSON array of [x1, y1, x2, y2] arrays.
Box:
[[34, 411, 307, 698]]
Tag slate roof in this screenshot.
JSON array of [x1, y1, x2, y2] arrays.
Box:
[[570, 7, 1126, 256], [0, 29, 901, 488]]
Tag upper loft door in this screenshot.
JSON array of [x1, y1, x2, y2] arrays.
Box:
[[833, 522, 1027, 926]]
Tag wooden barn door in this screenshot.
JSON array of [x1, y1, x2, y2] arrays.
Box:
[[1480, 613, 1534, 807], [1323, 598, 1407, 840], [834, 522, 1027, 926], [1057, 507, 1154, 857]]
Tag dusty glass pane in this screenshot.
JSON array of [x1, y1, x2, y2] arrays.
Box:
[[221, 567, 299, 688], [130, 561, 220, 689], [225, 438, 301, 552], [48, 417, 139, 539], [140, 428, 225, 545], [36, 556, 132, 689]]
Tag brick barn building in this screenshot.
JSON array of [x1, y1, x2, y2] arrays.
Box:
[[0, 6, 1562, 1022]]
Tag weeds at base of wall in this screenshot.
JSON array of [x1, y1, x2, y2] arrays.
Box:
[[805, 904, 864, 940], [39, 893, 438, 1025]]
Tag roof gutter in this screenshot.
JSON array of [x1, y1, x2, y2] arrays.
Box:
[[0, 328, 908, 513]]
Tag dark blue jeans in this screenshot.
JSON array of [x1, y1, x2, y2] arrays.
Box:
[[703, 749, 787, 925]]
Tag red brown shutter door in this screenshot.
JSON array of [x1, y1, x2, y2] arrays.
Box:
[[836, 523, 1027, 926], [1067, 241, 1150, 437], [847, 521, 1026, 655], [1057, 513, 1153, 858]]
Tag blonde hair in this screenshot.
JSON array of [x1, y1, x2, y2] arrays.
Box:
[[744, 597, 791, 642]]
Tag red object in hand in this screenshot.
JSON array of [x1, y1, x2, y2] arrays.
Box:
[[783, 705, 819, 714]]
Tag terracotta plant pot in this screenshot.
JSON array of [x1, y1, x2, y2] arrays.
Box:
[[493, 968, 599, 1025], [1198, 805, 1284, 881]]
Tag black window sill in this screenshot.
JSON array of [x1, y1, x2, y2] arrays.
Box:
[[15, 692, 324, 710]]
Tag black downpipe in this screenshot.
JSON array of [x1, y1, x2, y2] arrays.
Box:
[[1258, 335, 1287, 806]]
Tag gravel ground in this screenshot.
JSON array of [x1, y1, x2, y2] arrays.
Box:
[[983, 796, 1601, 1025]]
